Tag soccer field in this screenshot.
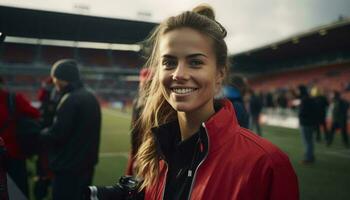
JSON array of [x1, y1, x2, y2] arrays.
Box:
[[29, 108, 350, 200], [94, 108, 350, 200]]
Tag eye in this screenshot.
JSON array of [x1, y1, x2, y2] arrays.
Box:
[[162, 59, 177, 69], [189, 59, 203, 68]]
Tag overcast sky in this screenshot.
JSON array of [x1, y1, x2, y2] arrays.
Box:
[[1, 0, 350, 54]]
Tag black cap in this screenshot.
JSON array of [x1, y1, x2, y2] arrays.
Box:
[[51, 59, 80, 82]]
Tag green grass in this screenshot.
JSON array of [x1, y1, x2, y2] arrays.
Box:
[[262, 126, 350, 200], [28, 109, 350, 200]]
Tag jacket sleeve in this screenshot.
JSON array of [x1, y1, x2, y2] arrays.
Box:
[[265, 153, 299, 200], [15, 93, 40, 119], [41, 94, 76, 144]]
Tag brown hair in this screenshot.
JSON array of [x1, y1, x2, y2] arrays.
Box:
[[134, 4, 229, 189]]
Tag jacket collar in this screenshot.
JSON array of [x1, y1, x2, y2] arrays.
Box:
[[60, 80, 83, 95], [203, 99, 239, 154], [152, 99, 240, 158]]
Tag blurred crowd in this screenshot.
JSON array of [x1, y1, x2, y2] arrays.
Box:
[[225, 77, 349, 165]]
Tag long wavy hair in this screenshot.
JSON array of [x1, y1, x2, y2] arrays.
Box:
[[134, 4, 229, 190]]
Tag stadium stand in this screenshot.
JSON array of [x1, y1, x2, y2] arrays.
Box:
[[41, 45, 75, 65], [249, 62, 350, 95], [78, 48, 112, 67], [2, 43, 35, 64], [231, 17, 350, 101], [0, 5, 157, 102]]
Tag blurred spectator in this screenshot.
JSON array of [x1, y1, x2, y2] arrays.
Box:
[[327, 91, 349, 148], [311, 87, 329, 142], [223, 75, 249, 128], [39, 59, 101, 200], [265, 91, 275, 108], [297, 85, 317, 164], [248, 89, 263, 136], [0, 75, 40, 197], [345, 82, 350, 91], [276, 91, 288, 117], [126, 68, 151, 175], [37, 77, 61, 128], [34, 77, 61, 200], [276, 91, 288, 109]]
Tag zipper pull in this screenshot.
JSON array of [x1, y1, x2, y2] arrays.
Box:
[[187, 170, 192, 177], [199, 142, 204, 153]]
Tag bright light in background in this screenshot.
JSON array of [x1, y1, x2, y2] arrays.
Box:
[[5, 36, 141, 51], [0, 0, 349, 54]]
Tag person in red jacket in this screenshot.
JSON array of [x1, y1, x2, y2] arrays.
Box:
[[133, 4, 299, 200], [0, 76, 40, 198]]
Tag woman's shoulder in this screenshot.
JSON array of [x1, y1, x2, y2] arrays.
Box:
[[232, 127, 291, 165]]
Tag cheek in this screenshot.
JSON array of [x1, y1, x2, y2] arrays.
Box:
[[159, 72, 170, 96], [159, 71, 167, 88]]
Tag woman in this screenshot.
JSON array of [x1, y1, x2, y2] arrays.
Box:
[[134, 4, 299, 200]]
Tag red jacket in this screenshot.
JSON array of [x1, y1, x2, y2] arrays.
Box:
[[145, 99, 299, 200], [0, 89, 40, 159]]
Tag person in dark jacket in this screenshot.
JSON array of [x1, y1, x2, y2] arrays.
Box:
[[40, 59, 101, 200], [248, 89, 263, 136], [327, 91, 349, 148], [298, 85, 317, 164], [311, 87, 329, 142]]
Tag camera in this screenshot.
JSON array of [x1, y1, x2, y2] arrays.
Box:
[[84, 175, 144, 200]]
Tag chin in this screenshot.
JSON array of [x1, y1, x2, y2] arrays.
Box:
[[170, 103, 196, 113]]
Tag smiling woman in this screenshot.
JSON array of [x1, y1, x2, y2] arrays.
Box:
[[159, 27, 224, 132], [132, 4, 299, 200]]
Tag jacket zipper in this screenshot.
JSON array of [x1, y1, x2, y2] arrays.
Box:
[[186, 123, 210, 200]]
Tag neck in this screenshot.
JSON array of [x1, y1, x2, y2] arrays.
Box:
[[177, 102, 215, 141]]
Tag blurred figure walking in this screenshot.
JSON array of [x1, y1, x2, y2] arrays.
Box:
[[248, 89, 263, 136], [327, 91, 349, 148], [297, 85, 317, 164], [311, 87, 329, 142]]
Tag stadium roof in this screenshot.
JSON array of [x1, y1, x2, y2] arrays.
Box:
[[231, 18, 350, 72], [0, 6, 158, 44]]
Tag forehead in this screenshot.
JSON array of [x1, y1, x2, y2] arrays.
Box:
[[159, 27, 214, 57]]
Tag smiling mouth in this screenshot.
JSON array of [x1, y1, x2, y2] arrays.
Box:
[[171, 88, 198, 94]]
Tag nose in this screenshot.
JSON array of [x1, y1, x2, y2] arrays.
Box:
[[172, 62, 189, 81]]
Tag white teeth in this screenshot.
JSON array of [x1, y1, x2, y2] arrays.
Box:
[[172, 88, 196, 94]]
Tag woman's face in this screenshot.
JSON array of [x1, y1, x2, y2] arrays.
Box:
[[158, 27, 224, 114]]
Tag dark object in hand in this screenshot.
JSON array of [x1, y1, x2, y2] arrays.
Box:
[[84, 176, 144, 200]]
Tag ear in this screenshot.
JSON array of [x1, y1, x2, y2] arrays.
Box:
[[215, 67, 225, 85], [214, 67, 225, 95]]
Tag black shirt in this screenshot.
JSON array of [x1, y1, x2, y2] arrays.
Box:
[[163, 129, 206, 200]]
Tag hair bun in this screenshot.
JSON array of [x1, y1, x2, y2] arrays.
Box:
[[192, 4, 215, 20]]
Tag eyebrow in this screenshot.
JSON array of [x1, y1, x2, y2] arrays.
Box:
[[161, 53, 208, 59]]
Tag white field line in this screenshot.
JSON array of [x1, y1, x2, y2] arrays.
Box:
[[102, 109, 131, 119], [99, 152, 129, 158]]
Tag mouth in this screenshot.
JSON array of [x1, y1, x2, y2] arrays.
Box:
[[171, 88, 198, 94]]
